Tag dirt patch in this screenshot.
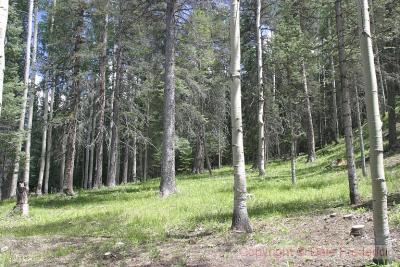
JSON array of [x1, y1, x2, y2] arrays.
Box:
[[1, 210, 399, 266]]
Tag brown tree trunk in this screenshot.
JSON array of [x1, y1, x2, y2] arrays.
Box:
[[335, 0, 359, 205], [63, 5, 84, 196], [94, 1, 109, 189], [122, 141, 129, 184], [160, 0, 177, 197]]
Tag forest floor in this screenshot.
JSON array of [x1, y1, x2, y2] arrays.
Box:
[[1, 139, 400, 266]]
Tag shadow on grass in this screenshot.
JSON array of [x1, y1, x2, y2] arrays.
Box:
[[192, 196, 346, 225], [31, 186, 158, 209]]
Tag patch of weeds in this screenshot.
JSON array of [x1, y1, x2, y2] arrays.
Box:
[[171, 255, 187, 267], [365, 261, 400, 267], [148, 246, 161, 261], [252, 232, 273, 244], [51, 246, 76, 258], [0, 250, 12, 267]]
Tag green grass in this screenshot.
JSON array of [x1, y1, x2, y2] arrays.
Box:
[[1, 140, 399, 247]]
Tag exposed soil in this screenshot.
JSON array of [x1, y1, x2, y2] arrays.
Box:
[[1, 209, 399, 267]]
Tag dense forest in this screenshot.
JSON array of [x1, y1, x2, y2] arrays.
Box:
[[0, 0, 399, 265]]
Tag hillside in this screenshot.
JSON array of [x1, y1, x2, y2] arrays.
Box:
[[1, 138, 400, 266]]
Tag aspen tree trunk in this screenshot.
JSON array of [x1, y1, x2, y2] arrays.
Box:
[[122, 141, 129, 184], [88, 109, 95, 188], [131, 133, 137, 182], [7, 0, 34, 199], [144, 97, 150, 181], [291, 134, 297, 185], [59, 131, 66, 191], [63, 6, 84, 195], [203, 125, 212, 176], [37, 83, 49, 194], [357, 0, 392, 262], [43, 0, 57, 194], [218, 127, 222, 168], [23, 1, 39, 189], [107, 42, 121, 187], [0, 0, 8, 116], [256, 0, 265, 176], [329, 20, 340, 144], [44, 86, 55, 194], [355, 83, 367, 177], [84, 92, 94, 189], [335, 0, 359, 205], [160, 0, 177, 197], [230, 0, 251, 233], [94, 1, 109, 189], [302, 62, 316, 162]]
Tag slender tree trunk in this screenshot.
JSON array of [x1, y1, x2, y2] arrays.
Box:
[[160, 0, 177, 197], [329, 19, 340, 144], [144, 97, 150, 181], [335, 0, 359, 205], [43, 0, 57, 194], [122, 141, 129, 184], [302, 62, 316, 162], [131, 133, 137, 182], [355, 83, 367, 177], [7, 0, 34, 199], [357, 0, 392, 262], [107, 43, 122, 188], [59, 131, 66, 191], [256, 0, 265, 176], [63, 6, 84, 196], [23, 1, 39, 189], [230, 0, 251, 233], [291, 134, 297, 185], [84, 92, 94, 189], [218, 127, 222, 168], [0, 0, 8, 116], [37, 83, 49, 194], [44, 85, 55, 194], [88, 108, 95, 188], [94, 2, 109, 189]]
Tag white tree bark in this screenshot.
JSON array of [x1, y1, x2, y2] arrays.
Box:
[[0, 0, 8, 116], [230, 0, 251, 233], [256, 0, 265, 176], [23, 1, 39, 189], [8, 0, 34, 199], [357, 0, 391, 262], [302, 62, 316, 162]]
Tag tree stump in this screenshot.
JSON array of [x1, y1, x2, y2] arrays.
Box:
[[15, 181, 29, 216], [350, 225, 365, 236]]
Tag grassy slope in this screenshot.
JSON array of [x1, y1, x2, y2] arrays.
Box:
[[1, 137, 399, 247]]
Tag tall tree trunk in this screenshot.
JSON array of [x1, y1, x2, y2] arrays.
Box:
[[335, 0, 359, 205], [203, 125, 212, 176], [7, 0, 34, 199], [357, 0, 392, 262], [43, 0, 57, 194], [122, 141, 129, 184], [302, 62, 316, 162], [107, 42, 122, 187], [256, 0, 265, 176], [291, 134, 297, 185], [193, 134, 205, 174], [94, 1, 109, 189], [63, 6, 84, 195], [23, 1, 39, 189], [329, 20, 340, 144], [0, 0, 8, 116], [218, 127, 222, 168], [59, 131, 66, 191], [37, 82, 49, 194], [355, 82, 367, 177], [131, 133, 137, 182], [44, 85, 55, 194], [88, 107, 95, 188], [84, 91, 94, 189], [230, 0, 251, 233], [144, 97, 150, 181], [160, 0, 177, 197]]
